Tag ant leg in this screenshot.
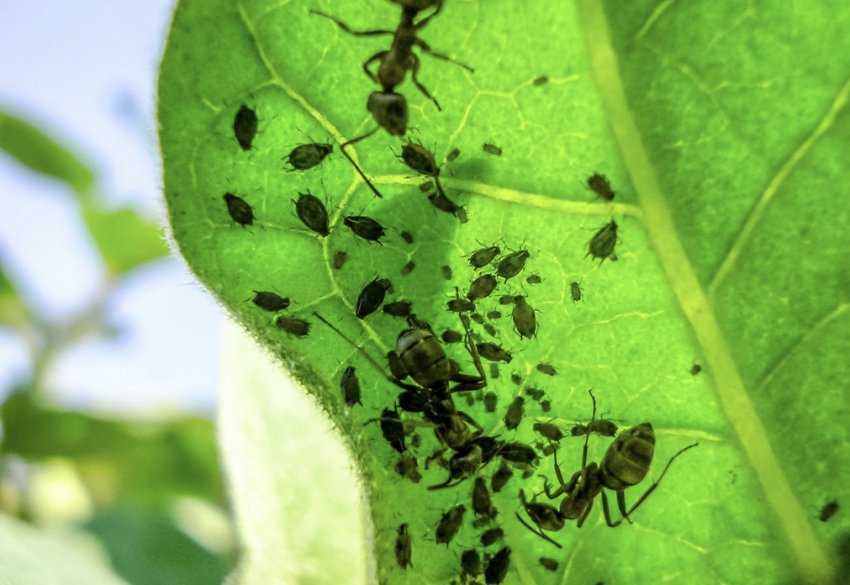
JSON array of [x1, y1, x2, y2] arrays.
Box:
[[408, 54, 442, 111], [414, 0, 444, 30], [578, 389, 597, 481], [310, 10, 395, 37], [415, 39, 475, 73], [543, 446, 570, 499], [362, 51, 388, 84], [515, 512, 563, 549], [340, 128, 385, 199], [454, 289, 488, 384], [456, 411, 484, 437]]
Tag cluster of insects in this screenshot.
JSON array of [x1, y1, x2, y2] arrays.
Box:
[[213, 1, 707, 583]]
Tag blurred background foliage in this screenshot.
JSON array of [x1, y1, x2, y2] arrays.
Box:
[[0, 109, 234, 584]]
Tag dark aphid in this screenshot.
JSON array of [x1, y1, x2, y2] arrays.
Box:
[[570, 281, 582, 302], [251, 291, 290, 312], [820, 500, 839, 522], [395, 523, 412, 569], [488, 364, 500, 379], [435, 504, 466, 546], [332, 251, 347, 270], [690, 363, 702, 376], [504, 397, 524, 431], [275, 316, 310, 337], [419, 180, 434, 192], [587, 220, 618, 263], [285, 142, 333, 171], [441, 265, 453, 280], [540, 399, 551, 413], [471, 312, 486, 325], [496, 250, 530, 280], [498, 295, 517, 305], [533, 76, 549, 86], [395, 454, 422, 483], [356, 278, 392, 318], [526, 274, 542, 285], [536, 363, 556, 376], [461, 549, 481, 577], [588, 172, 615, 201], [401, 260, 416, 276], [484, 546, 511, 584], [486, 310, 502, 320], [223, 193, 254, 227], [293, 192, 330, 236], [344, 215, 386, 243], [341, 366, 361, 407], [499, 442, 537, 466], [482, 143, 503, 156], [400, 230, 414, 244], [441, 329, 463, 344], [446, 147, 461, 162], [386, 350, 406, 379], [469, 245, 500, 269], [539, 557, 558, 571], [472, 477, 494, 517], [448, 298, 476, 313], [481, 528, 504, 547], [512, 296, 538, 339], [542, 443, 556, 456], [376, 407, 406, 453], [483, 323, 498, 337], [510, 373, 522, 385], [401, 142, 439, 177], [477, 342, 512, 363], [484, 391, 498, 413], [525, 387, 545, 401], [533, 422, 564, 442], [233, 104, 258, 150], [570, 419, 619, 437], [467, 274, 498, 301], [465, 393, 476, 406], [383, 300, 413, 317], [428, 191, 467, 222], [491, 462, 513, 493]]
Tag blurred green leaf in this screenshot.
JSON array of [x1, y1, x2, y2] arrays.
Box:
[[0, 110, 94, 196], [0, 513, 129, 585], [81, 206, 169, 276], [0, 261, 28, 327]]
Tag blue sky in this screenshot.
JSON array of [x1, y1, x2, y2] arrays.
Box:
[[0, 1, 222, 414]]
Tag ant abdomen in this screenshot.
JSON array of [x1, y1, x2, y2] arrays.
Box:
[[601, 423, 655, 489], [397, 325, 451, 387]]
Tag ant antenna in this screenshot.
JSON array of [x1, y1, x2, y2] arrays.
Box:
[[340, 129, 384, 199]]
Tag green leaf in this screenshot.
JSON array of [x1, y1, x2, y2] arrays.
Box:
[[0, 110, 94, 195], [81, 206, 169, 276], [0, 513, 129, 585], [158, 1, 849, 584], [0, 260, 29, 328]]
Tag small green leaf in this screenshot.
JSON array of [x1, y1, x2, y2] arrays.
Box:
[[81, 206, 169, 276], [0, 261, 29, 327]]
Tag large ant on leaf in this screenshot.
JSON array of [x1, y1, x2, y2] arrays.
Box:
[[311, 0, 473, 198], [517, 390, 698, 547]]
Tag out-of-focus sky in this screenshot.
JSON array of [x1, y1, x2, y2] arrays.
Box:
[[0, 1, 222, 414]]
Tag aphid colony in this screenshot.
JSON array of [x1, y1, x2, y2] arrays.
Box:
[[215, 2, 690, 583]]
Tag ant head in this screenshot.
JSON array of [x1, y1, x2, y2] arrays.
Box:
[[368, 91, 408, 136]]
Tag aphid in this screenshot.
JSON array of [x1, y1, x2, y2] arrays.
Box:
[[344, 215, 386, 243], [587, 172, 615, 201], [383, 300, 413, 317], [526, 274, 542, 285], [536, 363, 556, 376], [461, 549, 481, 577], [293, 192, 330, 237], [441, 329, 463, 344], [233, 104, 258, 150], [482, 143, 503, 156], [491, 462, 513, 493], [395, 523, 412, 569], [332, 250, 348, 270], [275, 316, 310, 337], [472, 477, 494, 517], [533, 76, 549, 86], [448, 298, 476, 313], [587, 220, 618, 263], [400, 141, 439, 177], [467, 274, 498, 301], [477, 342, 512, 363], [484, 546, 511, 584], [356, 278, 392, 318], [400, 260, 416, 276], [509, 373, 522, 386], [341, 366, 362, 406], [484, 391, 498, 413], [284, 142, 333, 171], [374, 407, 406, 453], [542, 443, 556, 456], [483, 323, 498, 337], [419, 180, 434, 192], [480, 527, 504, 546], [539, 557, 558, 571], [525, 387, 545, 401], [499, 441, 537, 466], [441, 265, 453, 280], [540, 399, 551, 413], [498, 295, 517, 305], [436, 504, 466, 546], [470, 312, 486, 325], [488, 364, 500, 379], [400, 230, 414, 244], [820, 500, 839, 522], [512, 296, 538, 339], [395, 454, 422, 483], [570, 419, 619, 438], [223, 193, 254, 227], [469, 245, 500, 269], [251, 291, 290, 312], [496, 250, 530, 280], [428, 191, 467, 222], [446, 147, 461, 162], [570, 281, 582, 302], [690, 363, 702, 376], [533, 422, 564, 442], [486, 310, 502, 319]]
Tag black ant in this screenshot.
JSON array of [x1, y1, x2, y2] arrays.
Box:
[[516, 390, 698, 547], [311, 0, 473, 198]]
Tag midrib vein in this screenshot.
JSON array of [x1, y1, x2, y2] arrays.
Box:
[[576, 1, 833, 583]]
